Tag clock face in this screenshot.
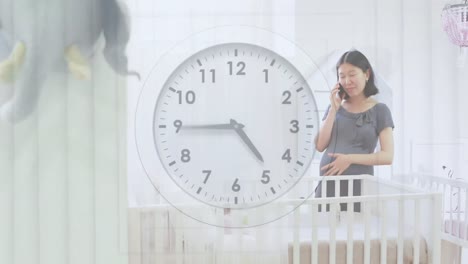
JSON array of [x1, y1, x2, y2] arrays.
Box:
[[153, 43, 319, 209]]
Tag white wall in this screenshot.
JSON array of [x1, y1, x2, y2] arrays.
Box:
[[128, 0, 468, 205], [125, 0, 468, 261]]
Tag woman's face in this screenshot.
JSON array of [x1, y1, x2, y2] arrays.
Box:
[[337, 63, 369, 98]]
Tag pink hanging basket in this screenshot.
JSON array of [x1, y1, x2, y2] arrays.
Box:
[[441, 3, 468, 47]]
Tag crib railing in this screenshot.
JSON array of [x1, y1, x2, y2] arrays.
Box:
[[128, 175, 442, 264], [288, 175, 441, 264], [397, 173, 468, 248]]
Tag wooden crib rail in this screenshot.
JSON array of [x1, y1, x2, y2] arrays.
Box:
[[402, 173, 468, 248]]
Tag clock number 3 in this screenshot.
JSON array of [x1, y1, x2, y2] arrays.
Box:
[[290, 120, 300, 133]]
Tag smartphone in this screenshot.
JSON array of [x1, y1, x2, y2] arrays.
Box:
[[338, 83, 345, 99]]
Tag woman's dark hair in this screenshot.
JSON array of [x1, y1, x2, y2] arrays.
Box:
[[336, 50, 379, 99]]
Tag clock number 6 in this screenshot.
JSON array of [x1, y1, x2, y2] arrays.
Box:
[[180, 149, 191, 163], [232, 178, 241, 192]]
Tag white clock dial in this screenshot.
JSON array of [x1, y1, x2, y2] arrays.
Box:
[[153, 43, 319, 209]]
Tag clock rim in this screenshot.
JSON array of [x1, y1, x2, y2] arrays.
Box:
[[134, 25, 328, 227], [152, 42, 319, 210]]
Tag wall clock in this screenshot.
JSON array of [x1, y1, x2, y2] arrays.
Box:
[[135, 26, 328, 227]]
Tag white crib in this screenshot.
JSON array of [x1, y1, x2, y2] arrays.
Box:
[[394, 173, 468, 263], [128, 175, 442, 264]]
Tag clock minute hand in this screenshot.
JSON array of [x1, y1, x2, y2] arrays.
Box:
[[183, 123, 234, 130], [230, 120, 264, 163]]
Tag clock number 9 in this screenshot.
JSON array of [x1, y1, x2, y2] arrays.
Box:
[[177, 90, 196, 104], [232, 178, 241, 192], [227, 61, 246, 75], [173, 120, 182, 133], [180, 149, 191, 163], [290, 120, 300, 133], [261, 170, 271, 184]]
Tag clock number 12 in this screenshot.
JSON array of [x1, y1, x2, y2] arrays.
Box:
[[227, 61, 246, 75]]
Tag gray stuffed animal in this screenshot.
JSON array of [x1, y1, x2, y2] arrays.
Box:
[[0, 0, 138, 123]]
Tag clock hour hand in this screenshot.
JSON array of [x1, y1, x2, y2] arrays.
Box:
[[230, 119, 264, 163]]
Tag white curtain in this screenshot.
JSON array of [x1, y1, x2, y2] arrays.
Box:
[[0, 39, 127, 264]]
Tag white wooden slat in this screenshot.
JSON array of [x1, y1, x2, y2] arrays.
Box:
[[465, 188, 468, 242], [127, 209, 141, 264], [215, 209, 224, 264], [397, 200, 404, 264], [141, 210, 155, 264], [117, 72, 129, 258], [380, 200, 387, 264], [94, 57, 127, 264], [346, 202, 354, 264], [176, 208, 185, 264], [0, 120, 13, 264], [311, 204, 318, 264], [363, 201, 370, 264], [14, 118, 39, 264], [449, 185, 453, 233], [439, 183, 445, 228], [413, 199, 420, 264], [254, 206, 265, 264], [68, 77, 95, 264], [329, 203, 337, 264], [293, 206, 300, 264], [432, 194, 442, 264], [456, 186, 462, 240], [38, 75, 68, 264]]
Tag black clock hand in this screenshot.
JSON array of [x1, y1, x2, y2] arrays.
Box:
[[230, 119, 264, 163], [183, 123, 233, 130]]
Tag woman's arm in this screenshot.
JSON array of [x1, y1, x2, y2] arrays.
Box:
[[321, 127, 394, 175], [315, 85, 342, 152], [314, 107, 336, 152], [347, 127, 394, 165]]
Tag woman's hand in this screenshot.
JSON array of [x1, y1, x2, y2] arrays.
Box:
[[330, 83, 343, 112], [321, 153, 351, 176]]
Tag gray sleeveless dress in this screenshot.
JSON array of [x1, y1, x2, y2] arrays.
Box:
[[315, 103, 394, 211]]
